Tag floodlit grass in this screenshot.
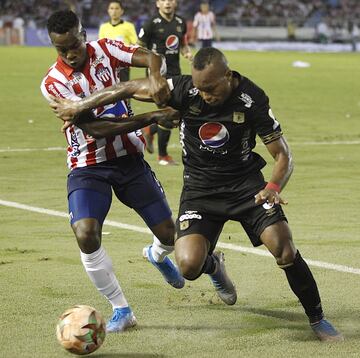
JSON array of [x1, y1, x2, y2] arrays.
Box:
[[0, 46, 359, 357]]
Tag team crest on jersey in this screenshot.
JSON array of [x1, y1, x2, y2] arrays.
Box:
[[198, 122, 229, 148], [233, 112, 245, 123], [95, 66, 111, 82], [176, 26, 182, 32], [166, 35, 179, 51]]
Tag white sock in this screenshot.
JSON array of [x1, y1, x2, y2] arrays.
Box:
[[80, 246, 128, 309], [150, 235, 174, 262]]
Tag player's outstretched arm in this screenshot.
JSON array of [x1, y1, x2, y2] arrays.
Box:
[[49, 78, 152, 123], [254, 136, 294, 205], [76, 107, 179, 138]]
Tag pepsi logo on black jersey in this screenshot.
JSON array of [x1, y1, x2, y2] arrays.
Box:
[[198, 122, 229, 148], [165, 35, 179, 51]]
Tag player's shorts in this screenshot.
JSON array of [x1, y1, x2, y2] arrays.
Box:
[[175, 171, 287, 251], [67, 154, 171, 227]]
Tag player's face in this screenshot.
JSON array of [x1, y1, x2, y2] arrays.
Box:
[[108, 2, 124, 21], [50, 26, 88, 71], [156, 0, 177, 16], [192, 64, 233, 107], [200, 3, 209, 13]]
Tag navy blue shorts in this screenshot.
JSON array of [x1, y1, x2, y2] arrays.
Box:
[[67, 154, 172, 227]]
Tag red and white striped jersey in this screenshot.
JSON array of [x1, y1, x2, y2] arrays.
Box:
[[40, 38, 145, 170], [193, 11, 215, 40]]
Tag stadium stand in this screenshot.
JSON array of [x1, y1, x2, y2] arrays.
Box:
[[0, 0, 359, 45]]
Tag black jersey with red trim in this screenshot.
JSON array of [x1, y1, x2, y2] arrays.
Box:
[[138, 13, 187, 76], [167, 71, 283, 189]]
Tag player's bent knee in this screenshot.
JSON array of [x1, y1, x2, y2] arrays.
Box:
[[72, 218, 101, 253], [275, 247, 297, 267], [178, 260, 203, 281], [176, 252, 204, 280], [151, 218, 175, 245]]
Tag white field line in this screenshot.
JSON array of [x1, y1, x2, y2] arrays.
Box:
[[0, 140, 359, 153], [1, 199, 359, 275], [0, 147, 65, 153]]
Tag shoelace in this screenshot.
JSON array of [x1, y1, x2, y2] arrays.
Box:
[[110, 310, 129, 323]]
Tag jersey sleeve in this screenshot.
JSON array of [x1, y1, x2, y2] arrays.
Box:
[[97, 38, 139, 68], [40, 76, 80, 103], [250, 90, 282, 144], [181, 20, 188, 46], [166, 75, 191, 110], [137, 19, 152, 48]]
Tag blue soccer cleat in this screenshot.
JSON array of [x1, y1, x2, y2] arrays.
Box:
[[310, 318, 344, 342], [106, 307, 137, 333], [143, 245, 185, 289], [209, 251, 237, 305]]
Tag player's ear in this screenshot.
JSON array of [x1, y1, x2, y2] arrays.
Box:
[[80, 28, 87, 41], [225, 69, 232, 82]]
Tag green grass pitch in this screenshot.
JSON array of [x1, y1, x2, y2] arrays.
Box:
[[0, 46, 359, 357]]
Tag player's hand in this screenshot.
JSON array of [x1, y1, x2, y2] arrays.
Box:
[[49, 96, 82, 122], [254, 188, 288, 206], [60, 120, 72, 133], [153, 107, 180, 129], [148, 73, 171, 107]]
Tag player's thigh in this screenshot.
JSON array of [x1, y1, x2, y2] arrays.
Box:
[[176, 206, 225, 255], [68, 189, 112, 227], [238, 200, 288, 247], [113, 161, 172, 228], [260, 221, 296, 264], [136, 198, 174, 245]]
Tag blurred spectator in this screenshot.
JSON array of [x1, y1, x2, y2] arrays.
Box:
[[192, 1, 219, 47], [348, 20, 359, 51], [316, 18, 330, 43], [0, 0, 359, 47]]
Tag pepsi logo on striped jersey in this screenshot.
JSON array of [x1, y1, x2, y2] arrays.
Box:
[[198, 122, 229, 148], [165, 35, 179, 51]]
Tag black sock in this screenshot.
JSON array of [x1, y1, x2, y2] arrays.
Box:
[[149, 123, 157, 135], [158, 127, 171, 157], [281, 251, 324, 323], [202, 254, 217, 275]]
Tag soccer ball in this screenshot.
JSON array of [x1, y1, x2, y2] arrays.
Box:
[[56, 305, 106, 355]]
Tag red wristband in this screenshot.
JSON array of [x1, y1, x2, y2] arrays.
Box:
[[265, 182, 281, 193]]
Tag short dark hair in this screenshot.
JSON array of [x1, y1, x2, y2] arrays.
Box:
[[47, 10, 79, 34], [109, 0, 123, 7], [193, 47, 227, 70]]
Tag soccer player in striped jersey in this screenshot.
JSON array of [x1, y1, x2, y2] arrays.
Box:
[[40, 10, 184, 334]]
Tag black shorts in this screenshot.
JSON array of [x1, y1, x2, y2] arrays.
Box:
[[175, 171, 287, 251]]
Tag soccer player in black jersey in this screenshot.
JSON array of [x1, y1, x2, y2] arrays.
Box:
[[138, 0, 193, 165], [49, 48, 343, 342]]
